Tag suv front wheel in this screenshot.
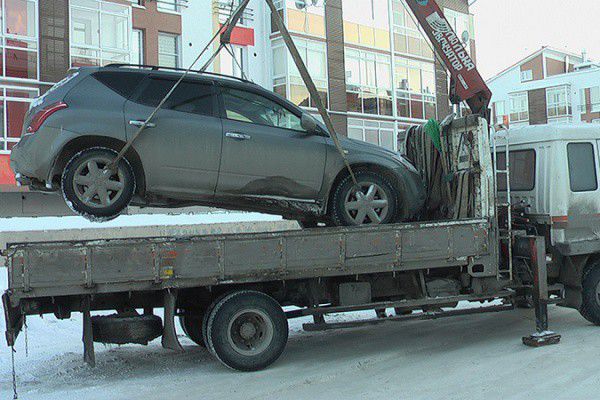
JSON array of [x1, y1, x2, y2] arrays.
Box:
[[61, 147, 135, 221], [330, 170, 399, 226]]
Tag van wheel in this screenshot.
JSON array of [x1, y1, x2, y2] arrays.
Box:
[[330, 170, 399, 226], [62, 147, 135, 221], [579, 261, 600, 325], [206, 291, 288, 371], [179, 310, 205, 347]]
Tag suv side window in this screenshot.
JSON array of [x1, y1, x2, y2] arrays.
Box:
[[221, 87, 305, 131], [134, 78, 215, 117], [567, 142, 598, 192], [93, 71, 145, 99]]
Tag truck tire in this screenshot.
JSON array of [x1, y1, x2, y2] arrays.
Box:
[[580, 261, 600, 325], [206, 291, 288, 371], [179, 311, 205, 347], [62, 147, 135, 221]]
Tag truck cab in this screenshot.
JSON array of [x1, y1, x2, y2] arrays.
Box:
[[496, 123, 600, 308]]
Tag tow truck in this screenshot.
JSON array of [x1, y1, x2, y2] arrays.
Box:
[[3, 0, 595, 372]]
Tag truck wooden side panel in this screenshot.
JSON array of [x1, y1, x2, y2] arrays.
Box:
[[7, 218, 494, 302]]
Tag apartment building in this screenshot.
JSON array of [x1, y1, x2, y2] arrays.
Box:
[[487, 46, 600, 128]]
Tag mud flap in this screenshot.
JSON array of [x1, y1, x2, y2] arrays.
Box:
[[82, 295, 96, 367], [2, 293, 23, 347], [162, 289, 183, 352]]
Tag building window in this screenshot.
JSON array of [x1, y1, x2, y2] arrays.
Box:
[[220, 45, 245, 78], [0, 0, 39, 80], [391, 0, 433, 59], [546, 85, 571, 120], [158, 32, 180, 68], [271, 37, 328, 109], [443, 8, 474, 51], [0, 86, 39, 153], [509, 92, 529, 124], [520, 69, 533, 82], [343, 0, 390, 50], [494, 101, 506, 125], [394, 57, 436, 120], [345, 48, 392, 116], [131, 29, 143, 65], [286, 0, 325, 38], [348, 118, 396, 151], [567, 142, 598, 192], [157, 0, 179, 13], [70, 0, 131, 67], [581, 86, 600, 113]]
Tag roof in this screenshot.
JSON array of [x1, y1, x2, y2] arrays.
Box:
[[498, 124, 600, 146], [487, 46, 586, 83]]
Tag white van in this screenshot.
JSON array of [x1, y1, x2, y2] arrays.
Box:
[[496, 124, 600, 309]]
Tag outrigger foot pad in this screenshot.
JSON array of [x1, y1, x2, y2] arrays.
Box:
[[522, 331, 561, 347]]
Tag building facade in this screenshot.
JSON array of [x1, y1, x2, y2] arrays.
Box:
[[0, 0, 474, 210], [487, 46, 600, 129]]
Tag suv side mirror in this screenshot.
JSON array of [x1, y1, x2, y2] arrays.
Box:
[[301, 113, 319, 134]]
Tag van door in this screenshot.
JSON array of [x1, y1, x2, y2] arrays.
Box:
[[124, 76, 223, 197]]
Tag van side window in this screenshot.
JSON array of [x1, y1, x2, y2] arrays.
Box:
[[496, 149, 536, 191], [134, 78, 215, 117], [567, 142, 598, 192]]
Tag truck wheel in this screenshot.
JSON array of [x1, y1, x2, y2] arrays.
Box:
[[580, 261, 600, 325], [206, 291, 288, 371], [179, 311, 205, 347], [62, 147, 135, 221], [330, 170, 399, 226]]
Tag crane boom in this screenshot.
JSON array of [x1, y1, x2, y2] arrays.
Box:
[[405, 0, 492, 118]]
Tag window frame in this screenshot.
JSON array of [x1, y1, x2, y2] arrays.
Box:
[[217, 83, 311, 134], [0, 85, 39, 154], [157, 32, 181, 68], [69, 0, 132, 67], [0, 0, 40, 81], [567, 142, 598, 193], [546, 85, 571, 120], [509, 92, 529, 123]]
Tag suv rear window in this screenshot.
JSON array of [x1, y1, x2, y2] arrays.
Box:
[[496, 149, 536, 191], [93, 71, 145, 99], [568, 142, 598, 192], [134, 78, 215, 117]]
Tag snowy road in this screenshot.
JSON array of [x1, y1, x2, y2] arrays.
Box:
[[2, 293, 600, 400]]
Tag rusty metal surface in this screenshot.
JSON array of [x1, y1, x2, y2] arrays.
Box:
[[5, 218, 493, 301]]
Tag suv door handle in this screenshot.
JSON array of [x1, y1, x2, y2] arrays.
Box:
[[225, 132, 251, 140], [129, 120, 156, 128]]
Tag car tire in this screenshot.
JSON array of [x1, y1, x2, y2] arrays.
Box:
[[330, 170, 399, 226], [206, 290, 288, 371], [62, 147, 135, 221], [579, 261, 600, 325], [179, 310, 205, 347]]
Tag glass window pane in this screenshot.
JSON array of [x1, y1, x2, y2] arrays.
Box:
[[222, 87, 304, 131], [7, 101, 29, 138], [101, 14, 128, 50], [131, 29, 143, 65], [5, 0, 36, 37], [365, 129, 379, 145], [380, 130, 394, 150], [5, 48, 37, 79], [348, 127, 363, 141], [290, 84, 309, 107], [72, 9, 100, 47], [568, 143, 598, 192]]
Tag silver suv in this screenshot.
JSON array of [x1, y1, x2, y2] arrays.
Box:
[[10, 65, 425, 225]]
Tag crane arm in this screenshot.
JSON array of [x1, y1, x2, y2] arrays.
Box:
[[405, 0, 492, 118]]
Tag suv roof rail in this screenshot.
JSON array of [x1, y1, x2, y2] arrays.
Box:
[[104, 63, 255, 85]]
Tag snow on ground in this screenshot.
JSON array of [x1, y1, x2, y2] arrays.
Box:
[[1, 214, 600, 399], [0, 211, 281, 232]]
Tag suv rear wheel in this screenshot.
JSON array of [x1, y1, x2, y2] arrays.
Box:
[[330, 170, 399, 226], [61, 147, 135, 221]]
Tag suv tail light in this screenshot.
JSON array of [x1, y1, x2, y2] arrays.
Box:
[[27, 102, 68, 134]]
